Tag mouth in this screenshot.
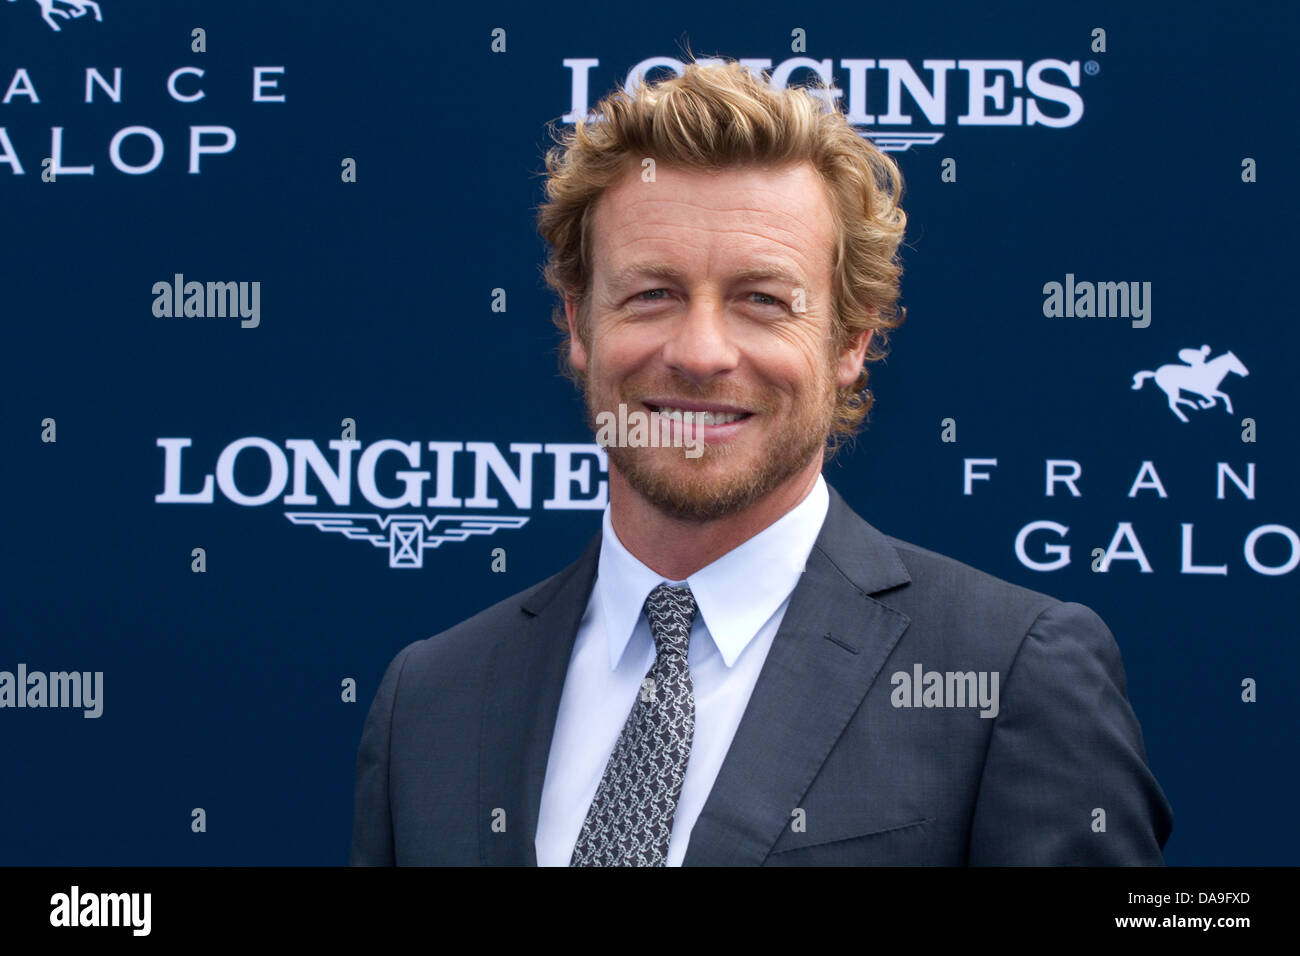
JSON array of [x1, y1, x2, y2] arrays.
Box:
[[643, 401, 752, 424], [642, 400, 754, 441]]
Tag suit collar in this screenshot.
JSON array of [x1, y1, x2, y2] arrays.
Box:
[[810, 480, 913, 596], [513, 481, 909, 613], [596, 474, 831, 670], [480, 480, 912, 866]]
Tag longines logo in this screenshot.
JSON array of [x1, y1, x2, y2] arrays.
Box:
[[284, 513, 531, 570], [155, 437, 608, 569], [6, 0, 101, 33], [562, 54, 1087, 152]]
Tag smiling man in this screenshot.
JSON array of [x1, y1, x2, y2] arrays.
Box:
[[350, 59, 1172, 866]]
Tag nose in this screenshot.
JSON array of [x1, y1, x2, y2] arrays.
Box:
[[659, 294, 739, 384]]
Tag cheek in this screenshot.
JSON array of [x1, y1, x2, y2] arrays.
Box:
[[759, 339, 834, 393], [592, 329, 662, 376], [750, 322, 835, 376]]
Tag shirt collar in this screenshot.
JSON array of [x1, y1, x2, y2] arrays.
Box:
[[596, 474, 830, 669]]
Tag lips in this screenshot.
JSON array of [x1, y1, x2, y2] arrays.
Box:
[[639, 402, 755, 449], [646, 406, 748, 426], [643, 401, 754, 426]]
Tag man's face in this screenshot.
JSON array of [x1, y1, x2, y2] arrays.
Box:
[[566, 161, 870, 522]]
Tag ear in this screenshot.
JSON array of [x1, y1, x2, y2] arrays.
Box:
[[836, 329, 873, 389], [564, 295, 588, 374]]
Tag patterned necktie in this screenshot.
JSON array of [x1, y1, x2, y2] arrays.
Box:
[[569, 583, 698, 866]]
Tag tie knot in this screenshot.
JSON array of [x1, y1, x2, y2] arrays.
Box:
[[644, 583, 697, 658]]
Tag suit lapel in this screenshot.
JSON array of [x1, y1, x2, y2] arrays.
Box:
[[682, 484, 913, 866], [478, 532, 600, 866]]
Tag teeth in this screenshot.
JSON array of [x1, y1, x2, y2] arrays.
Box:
[[655, 407, 745, 425]]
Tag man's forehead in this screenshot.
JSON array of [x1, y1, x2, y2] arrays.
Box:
[[592, 161, 834, 285]]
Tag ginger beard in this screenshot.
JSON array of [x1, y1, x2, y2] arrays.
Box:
[[579, 336, 844, 523]]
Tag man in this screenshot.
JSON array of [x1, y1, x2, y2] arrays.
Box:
[[350, 59, 1173, 866]]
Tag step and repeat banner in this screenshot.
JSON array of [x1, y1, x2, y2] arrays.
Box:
[[3, 0, 1295, 866]]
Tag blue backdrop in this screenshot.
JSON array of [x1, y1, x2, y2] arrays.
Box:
[[3, 0, 1295, 865]]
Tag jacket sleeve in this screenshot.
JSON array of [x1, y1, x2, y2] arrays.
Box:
[[967, 601, 1173, 864], [350, 641, 418, 865]]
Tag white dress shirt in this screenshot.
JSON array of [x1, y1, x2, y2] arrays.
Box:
[[534, 473, 830, 866]]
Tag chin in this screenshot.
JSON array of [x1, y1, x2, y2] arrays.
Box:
[[615, 444, 814, 524]]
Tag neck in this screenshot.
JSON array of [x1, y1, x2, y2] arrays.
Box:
[[608, 457, 823, 581]]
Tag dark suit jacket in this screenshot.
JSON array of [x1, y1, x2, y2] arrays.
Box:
[[350, 482, 1172, 865]]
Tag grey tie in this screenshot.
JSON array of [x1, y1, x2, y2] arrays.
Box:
[[569, 583, 698, 866]]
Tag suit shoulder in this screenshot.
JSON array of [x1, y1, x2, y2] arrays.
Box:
[[884, 533, 1058, 605], [876, 532, 1072, 646]]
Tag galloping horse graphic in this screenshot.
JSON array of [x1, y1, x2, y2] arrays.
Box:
[[1131, 346, 1249, 423], [7, 0, 101, 32]]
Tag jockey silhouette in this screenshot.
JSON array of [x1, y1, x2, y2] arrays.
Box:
[[1178, 344, 1212, 366]]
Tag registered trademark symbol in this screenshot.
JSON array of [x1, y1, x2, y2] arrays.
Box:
[[1084, 60, 1100, 76]]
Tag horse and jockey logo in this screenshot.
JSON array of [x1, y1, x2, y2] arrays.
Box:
[[1131, 345, 1249, 423], [7, 0, 101, 32]]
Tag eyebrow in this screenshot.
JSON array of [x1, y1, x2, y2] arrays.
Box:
[[606, 262, 807, 290]]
